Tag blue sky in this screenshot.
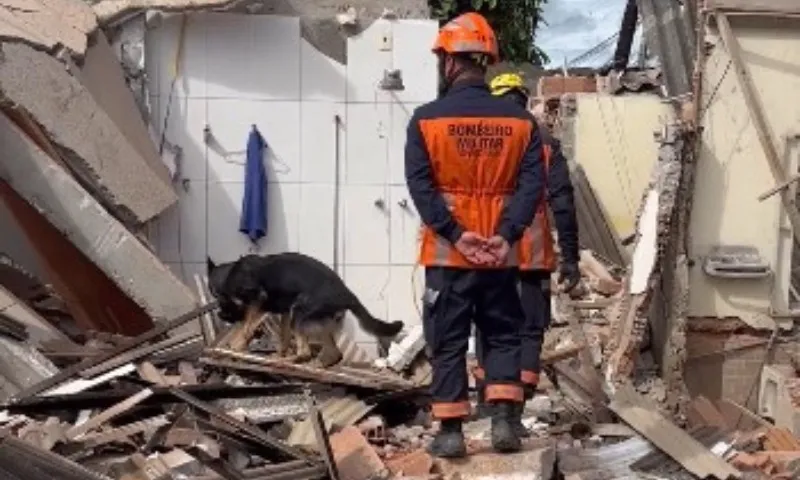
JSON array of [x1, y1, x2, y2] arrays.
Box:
[[536, 0, 637, 68]]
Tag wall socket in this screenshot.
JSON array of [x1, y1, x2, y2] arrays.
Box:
[[379, 30, 392, 51]]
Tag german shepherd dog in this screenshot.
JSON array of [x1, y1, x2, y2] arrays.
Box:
[[207, 252, 404, 367]]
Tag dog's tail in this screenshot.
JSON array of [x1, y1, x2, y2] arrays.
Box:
[[350, 302, 403, 337]]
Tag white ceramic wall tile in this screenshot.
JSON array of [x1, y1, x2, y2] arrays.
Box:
[[391, 20, 438, 103], [156, 180, 207, 263], [300, 102, 344, 184], [389, 185, 420, 265], [346, 19, 394, 103], [205, 14, 301, 100], [153, 13, 206, 98], [165, 262, 206, 288], [301, 40, 346, 102], [252, 15, 302, 100], [342, 185, 390, 265], [206, 99, 301, 183], [387, 265, 424, 326], [298, 183, 335, 266], [342, 265, 389, 341], [206, 181, 301, 262], [388, 101, 420, 185], [344, 103, 389, 185], [157, 97, 208, 181]]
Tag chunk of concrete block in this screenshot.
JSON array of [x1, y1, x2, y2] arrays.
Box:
[[78, 32, 171, 187], [0, 42, 177, 225], [0, 336, 58, 403], [0, 111, 198, 322], [436, 443, 556, 480]]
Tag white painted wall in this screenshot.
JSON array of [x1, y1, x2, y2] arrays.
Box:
[[689, 16, 800, 326], [145, 13, 436, 351]]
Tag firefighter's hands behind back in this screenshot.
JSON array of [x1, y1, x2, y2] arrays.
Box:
[[485, 235, 511, 266], [558, 262, 580, 293], [455, 231, 494, 265]]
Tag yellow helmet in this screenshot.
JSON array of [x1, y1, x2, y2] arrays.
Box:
[[490, 73, 529, 97]]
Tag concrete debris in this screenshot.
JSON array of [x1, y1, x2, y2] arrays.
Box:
[[92, 0, 239, 25], [0, 111, 198, 323], [437, 441, 556, 480], [0, 42, 177, 226], [2, 3, 800, 480], [0, 0, 97, 55]]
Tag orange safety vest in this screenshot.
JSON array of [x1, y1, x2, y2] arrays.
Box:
[[518, 144, 557, 271], [417, 117, 535, 268]]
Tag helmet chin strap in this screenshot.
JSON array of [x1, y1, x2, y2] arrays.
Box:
[[437, 58, 469, 98]]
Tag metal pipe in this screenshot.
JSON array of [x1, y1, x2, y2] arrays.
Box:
[[333, 115, 342, 274]]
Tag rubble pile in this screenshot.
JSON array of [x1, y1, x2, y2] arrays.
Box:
[[1, 247, 794, 480]]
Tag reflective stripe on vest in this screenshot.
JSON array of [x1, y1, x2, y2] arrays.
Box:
[[417, 116, 534, 268], [519, 144, 556, 271]]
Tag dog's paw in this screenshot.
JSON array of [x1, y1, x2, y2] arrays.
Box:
[[294, 352, 314, 364], [314, 351, 344, 368]]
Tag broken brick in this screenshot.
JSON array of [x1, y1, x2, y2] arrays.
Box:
[[537, 75, 596, 98], [329, 426, 387, 480]]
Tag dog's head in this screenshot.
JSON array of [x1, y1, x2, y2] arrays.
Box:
[[207, 256, 247, 322], [207, 255, 267, 323]]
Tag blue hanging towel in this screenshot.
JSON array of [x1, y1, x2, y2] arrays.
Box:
[[239, 125, 267, 243]]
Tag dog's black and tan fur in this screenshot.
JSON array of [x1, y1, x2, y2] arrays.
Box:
[[207, 252, 403, 367]]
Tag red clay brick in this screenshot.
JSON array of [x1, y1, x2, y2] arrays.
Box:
[[329, 426, 387, 480], [537, 75, 596, 98]]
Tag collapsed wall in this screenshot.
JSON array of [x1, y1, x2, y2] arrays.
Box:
[[602, 122, 694, 415], [0, 42, 177, 227], [0, 112, 199, 324]]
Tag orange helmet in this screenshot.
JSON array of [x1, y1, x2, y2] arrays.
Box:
[[432, 12, 499, 65]]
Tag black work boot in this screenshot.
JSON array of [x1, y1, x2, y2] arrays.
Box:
[[491, 402, 522, 453], [510, 402, 531, 438], [427, 418, 467, 458], [475, 383, 495, 419]]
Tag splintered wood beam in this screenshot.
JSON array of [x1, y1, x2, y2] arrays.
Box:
[[12, 301, 218, 400]]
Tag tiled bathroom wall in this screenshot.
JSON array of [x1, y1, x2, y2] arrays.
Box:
[[145, 13, 437, 349]]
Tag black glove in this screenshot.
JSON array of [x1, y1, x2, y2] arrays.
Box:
[[558, 262, 581, 293]]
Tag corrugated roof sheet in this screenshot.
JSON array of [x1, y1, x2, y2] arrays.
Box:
[[287, 395, 373, 448]]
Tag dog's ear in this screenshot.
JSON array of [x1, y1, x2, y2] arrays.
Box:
[[206, 256, 217, 274]]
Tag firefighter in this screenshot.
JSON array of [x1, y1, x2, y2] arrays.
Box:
[[405, 14, 547, 458], [473, 73, 580, 436]]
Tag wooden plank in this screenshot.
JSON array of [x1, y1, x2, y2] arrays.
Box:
[[80, 330, 199, 378], [758, 173, 800, 202], [44, 363, 136, 397], [167, 387, 316, 463], [12, 301, 217, 400], [309, 398, 341, 480], [194, 274, 217, 345], [709, 0, 800, 15], [610, 384, 741, 480], [556, 293, 612, 422], [66, 388, 153, 440], [716, 12, 800, 243], [80, 415, 170, 447]]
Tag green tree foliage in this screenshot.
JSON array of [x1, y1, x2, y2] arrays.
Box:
[[428, 0, 549, 65]]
